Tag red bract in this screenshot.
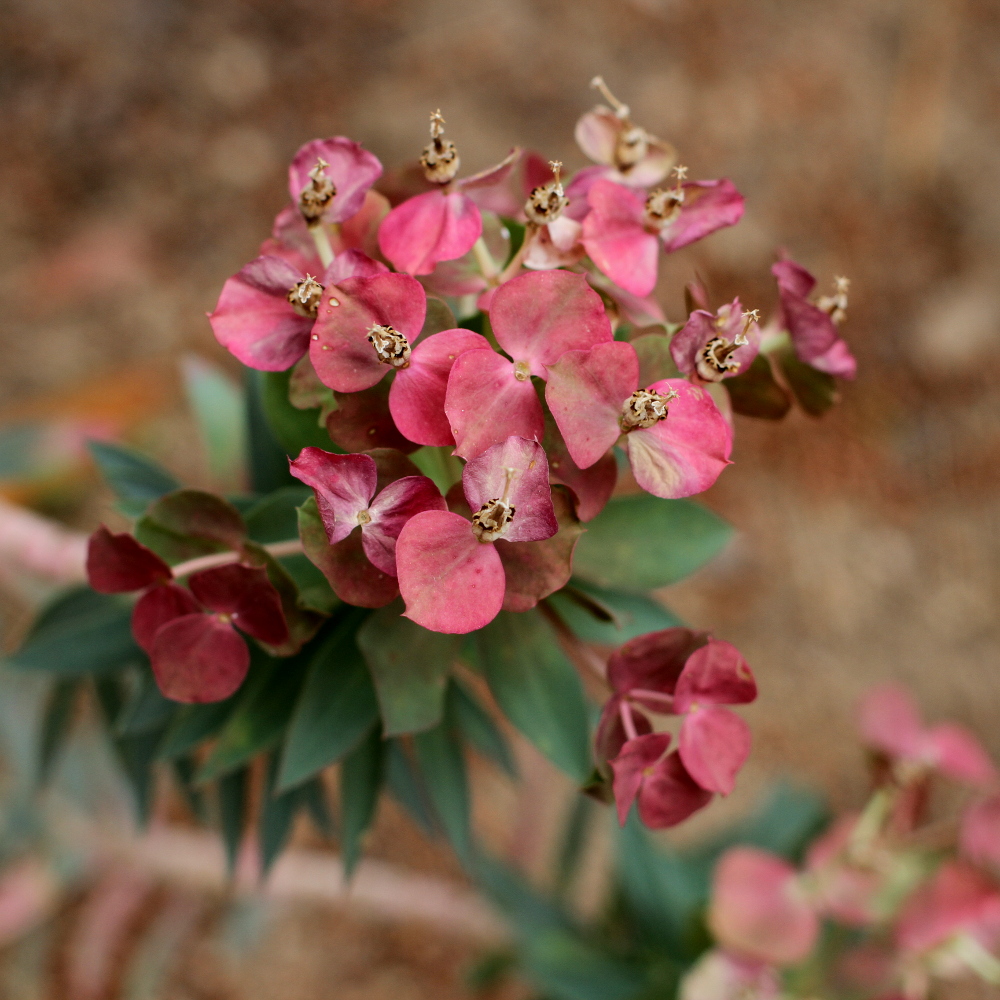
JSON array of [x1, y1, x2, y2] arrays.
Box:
[[709, 847, 819, 966], [86, 525, 171, 593], [444, 270, 612, 459], [288, 137, 383, 227], [546, 340, 732, 499], [671, 298, 761, 382], [961, 796, 1000, 870], [395, 437, 557, 633], [773, 257, 856, 379], [209, 251, 385, 372], [290, 448, 445, 579], [859, 684, 997, 788], [582, 175, 744, 297]]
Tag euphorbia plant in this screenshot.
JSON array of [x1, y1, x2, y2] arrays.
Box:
[[13, 78, 856, 875]]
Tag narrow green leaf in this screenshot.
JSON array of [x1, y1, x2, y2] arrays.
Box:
[[116, 668, 175, 736], [447, 680, 516, 778], [157, 698, 238, 760], [385, 739, 436, 834], [115, 727, 169, 826], [340, 726, 384, 877], [181, 355, 248, 490], [260, 755, 301, 875], [357, 600, 458, 736], [11, 588, 141, 676], [87, 440, 179, 518], [171, 756, 208, 821], [553, 795, 593, 899], [244, 485, 312, 544], [37, 678, 80, 784], [218, 767, 249, 875], [413, 722, 471, 863], [246, 368, 297, 494], [545, 580, 682, 645], [302, 778, 334, 838], [523, 930, 647, 1000], [259, 369, 336, 456], [277, 613, 378, 791], [573, 494, 732, 592], [477, 610, 591, 782]]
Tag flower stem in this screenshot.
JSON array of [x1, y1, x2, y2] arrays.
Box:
[[628, 688, 674, 709], [472, 237, 499, 282], [170, 538, 304, 579], [309, 224, 335, 268], [619, 700, 639, 741], [497, 224, 537, 283]]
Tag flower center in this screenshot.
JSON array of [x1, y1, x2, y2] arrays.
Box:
[[357, 509, 372, 526], [643, 165, 688, 230], [287, 274, 324, 319], [817, 276, 850, 325], [298, 158, 336, 224], [619, 387, 678, 431], [420, 109, 460, 184], [513, 360, 531, 382], [694, 307, 758, 382], [367, 324, 411, 369], [472, 498, 516, 542], [524, 160, 569, 226], [615, 125, 650, 171]]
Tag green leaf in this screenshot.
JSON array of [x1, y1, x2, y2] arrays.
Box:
[[447, 680, 516, 778], [244, 486, 312, 543], [157, 698, 238, 760], [87, 440, 179, 518], [385, 739, 436, 834], [357, 600, 459, 736], [422, 297, 457, 337], [11, 587, 141, 676], [476, 610, 591, 782], [116, 727, 168, 826], [218, 767, 249, 874], [115, 668, 175, 736], [260, 755, 301, 875], [573, 494, 732, 592], [37, 678, 80, 784], [181, 355, 247, 490], [340, 726, 384, 877], [774, 344, 838, 417], [246, 368, 298, 494], [725, 354, 792, 420], [546, 581, 682, 645], [277, 613, 379, 791], [259, 369, 336, 456], [413, 722, 471, 863], [408, 446, 464, 496], [499, 218, 526, 266], [631, 331, 681, 386], [522, 930, 647, 1000], [171, 756, 208, 821], [135, 489, 246, 564], [196, 646, 310, 783]]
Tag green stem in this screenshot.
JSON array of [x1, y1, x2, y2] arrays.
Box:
[[472, 237, 499, 282], [309, 224, 335, 268]]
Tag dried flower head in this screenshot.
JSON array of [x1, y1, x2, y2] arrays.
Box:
[[420, 109, 461, 184]]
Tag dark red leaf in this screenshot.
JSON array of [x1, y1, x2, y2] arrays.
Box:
[[151, 613, 250, 703], [188, 564, 289, 646], [131, 583, 199, 654], [325, 381, 418, 454], [86, 526, 172, 594], [606, 627, 710, 700]]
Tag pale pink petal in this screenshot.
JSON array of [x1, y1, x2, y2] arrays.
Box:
[[674, 640, 757, 711], [928, 724, 998, 787], [625, 379, 733, 498], [324, 249, 389, 283], [337, 188, 390, 257], [595, 694, 653, 765], [305, 527, 399, 609], [680, 950, 782, 1000], [545, 418, 617, 522], [809, 337, 857, 380], [609, 732, 672, 826], [545, 342, 639, 469], [362, 475, 447, 576], [455, 148, 521, 190], [462, 436, 558, 544], [310, 272, 427, 393], [264, 205, 319, 269], [208, 255, 313, 371], [622, 141, 676, 188], [581, 180, 660, 297], [637, 750, 714, 829], [288, 137, 383, 224], [489, 270, 612, 375], [378, 189, 482, 275], [660, 179, 745, 253], [444, 349, 545, 461], [289, 449, 377, 544], [679, 706, 752, 794], [857, 683, 925, 761], [805, 815, 881, 926], [671, 299, 760, 378], [960, 796, 1000, 868], [709, 847, 819, 965], [563, 164, 610, 221], [389, 328, 490, 446], [396, 510, 505, 634], [586, 270, 667, 326], [772, 258, 817, 299], [523, 219, 585, 270], [575, 109, 619, 166]]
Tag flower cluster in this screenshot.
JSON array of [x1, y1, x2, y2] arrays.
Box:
[[685, 684, 1000, 1000]]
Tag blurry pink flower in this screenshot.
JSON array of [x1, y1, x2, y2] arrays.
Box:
[[961, 795, 1000, 870], [209, 251, 386, 371], [288, 137, 382, 226], [545, 340, 732, 499], [772, 257, 856, 379], [709, 847, 820, 966], [445, 270, 612, 459], [859, 684, 997, 788], [680, 949, 781, 1000], [395, 437, 557, 633], [805, 814, 882, 926], [290, 448, 445, 580], [671, 298, 761, 382], [581, 174, 744, 297]]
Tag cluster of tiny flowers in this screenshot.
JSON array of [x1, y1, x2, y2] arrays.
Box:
[[683, 685, 1000, 1000]]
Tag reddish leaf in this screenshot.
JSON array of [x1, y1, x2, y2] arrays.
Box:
[[86, 526, 171, 594], [151, 614, 250, 703], [131, 583, 199, 654], [325, 380, 418, 453], [606, 627, 709, 698], [188, 564, 289, 646]]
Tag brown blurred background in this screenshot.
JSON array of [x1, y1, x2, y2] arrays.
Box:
[[2, 0, 1000, 996]]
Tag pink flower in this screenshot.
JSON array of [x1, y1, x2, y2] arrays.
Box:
[[772, 257, 856, 379], [209, 251, 386, 372], [671, 298, 761, 382], [581, 174, 744, 298], [859, 684, 997, 788], [444, 270, 612, 459], [378, 111, 519, 274], [289, 447, 445, 586], [961, 795, 1000, 870], [288, 137, 383, 227], [679, 949, 781, 1000], [709, 847, 819, 966], [545, 340, 732, 499], [395, 437, 558, 633], [804, 815, 882, 926]]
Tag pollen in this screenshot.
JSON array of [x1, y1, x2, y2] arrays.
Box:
[[472, 498, 516, 542], [620, 387, 678, 431], [643, 169, 686, 230], [298, 158, 337, 224], [696, 337, 743, 382], [524, 160, 570, 226], [817, 276, 850, 325], [287, 274, 324, 319], [420, 109, 460, 185], [367, 324, 411, 369], [357, 509, 372, 526]]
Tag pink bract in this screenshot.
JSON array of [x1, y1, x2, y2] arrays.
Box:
[[288, 137, 383, 225], [680, 950, 781, 1000], [709, 847, 819, 966], [961, 795, 1000, 869], [671, 298, 761, 380], [378, 189, 482, 275], [310, 272, 426, 393], [574, 109, 675, 189], [151, 613, 250, 704], [86, 526, 171, 594]]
